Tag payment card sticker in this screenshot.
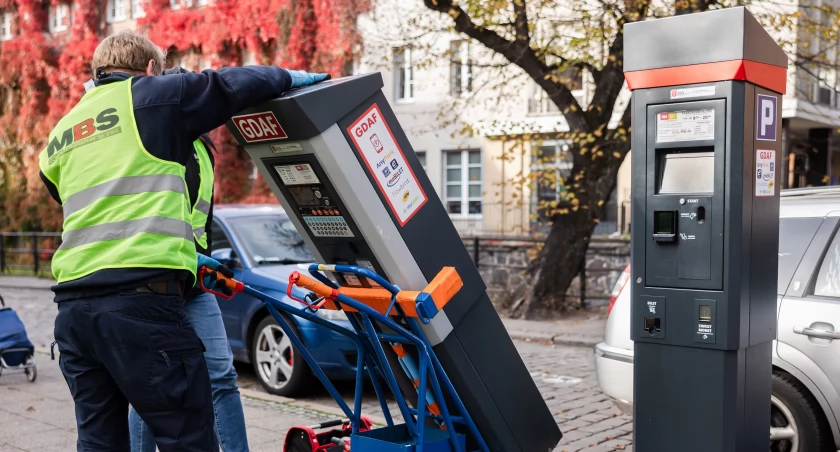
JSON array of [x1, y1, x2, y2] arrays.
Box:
[[656, 109, 715, 143], [347, 104, 427, 226], [755, 150, 776, 197]]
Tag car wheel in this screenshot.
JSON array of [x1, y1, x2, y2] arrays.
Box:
[[770, 371, 833, 452], [251, 315, 310, 397]]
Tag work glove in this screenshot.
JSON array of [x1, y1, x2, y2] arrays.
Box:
[[286, 70, 331, 88], [197, 253, 235, 296]]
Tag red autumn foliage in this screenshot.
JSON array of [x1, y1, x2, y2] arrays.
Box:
[[0, 0, 367, 231]]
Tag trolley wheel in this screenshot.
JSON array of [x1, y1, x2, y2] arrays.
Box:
[[251, 315, 311, 397], [285, 432, 316, 452], [25, 358, 36, 382]]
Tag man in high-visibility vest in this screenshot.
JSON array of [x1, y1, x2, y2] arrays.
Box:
[[40, 30, 328, 451], [127, 63, 251, 451]]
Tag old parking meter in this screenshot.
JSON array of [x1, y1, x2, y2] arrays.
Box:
[[624, 7, 784, 451], [225, 74, 561, 451]]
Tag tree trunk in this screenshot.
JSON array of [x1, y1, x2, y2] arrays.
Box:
[[518, 208, 594, 319], [516, 134, 629, 319]]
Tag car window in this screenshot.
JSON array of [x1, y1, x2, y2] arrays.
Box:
[[813, 227, 840, 297], [779, 217, 823, 295], [211, 220, 232, 252], [227, 215, 315, 265]]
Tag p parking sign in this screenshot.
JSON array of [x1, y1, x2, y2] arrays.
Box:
[[756, 94, 777, 141]]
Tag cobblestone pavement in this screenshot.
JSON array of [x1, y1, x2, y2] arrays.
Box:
[[1, 281, 633, 451], [236, 339, 633, 451], [0, 352, 333, 451]]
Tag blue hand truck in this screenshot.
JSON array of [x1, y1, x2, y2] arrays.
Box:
[[199, 264, 489, 452]]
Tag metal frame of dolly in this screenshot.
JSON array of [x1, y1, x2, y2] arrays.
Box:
[[200, 264, 489, 452]]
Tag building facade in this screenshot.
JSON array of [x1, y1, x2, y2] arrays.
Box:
[[355, 0, 840, 238]]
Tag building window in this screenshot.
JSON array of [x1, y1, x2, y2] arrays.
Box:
[[450, 40, 472, 97], [49, 3, 70, 32], [416, 151, 426, 171], [394, 47, 414, 101], [444, 150, 482, 215], [528, 68, 584, 115], [530, 141, 573, 223], [106, 0, 126, 23], [0, 12, 12, 41], [131, 0, 144, 18]]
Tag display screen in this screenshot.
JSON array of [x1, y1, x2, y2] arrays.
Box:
[[659, 151, 714, 194], [288, 186, 319, 206], [654, 211, 675, 235]]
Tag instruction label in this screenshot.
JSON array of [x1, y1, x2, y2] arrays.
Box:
[[755, 150, 776, 197], [347, 104, 427, 226], [656, 109, 715, 143], [274, 164, 320, 186], [670, 85, 715, 100], [270, 143, 303, 154]]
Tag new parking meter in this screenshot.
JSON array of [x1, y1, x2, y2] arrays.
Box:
[[624, 7, 784, 451], [225, 74, 561, 451]]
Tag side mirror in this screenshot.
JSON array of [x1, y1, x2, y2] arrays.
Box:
[[211, 248, 241, 269]]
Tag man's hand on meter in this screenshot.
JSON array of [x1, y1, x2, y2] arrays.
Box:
[[286, 70, 331, 88], [197, 253, 235, 295]]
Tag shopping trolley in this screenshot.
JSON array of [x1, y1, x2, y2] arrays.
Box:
[[0, 293, 37, 382]]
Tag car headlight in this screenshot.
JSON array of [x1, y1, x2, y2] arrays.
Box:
[[317, 308, 348, 321]]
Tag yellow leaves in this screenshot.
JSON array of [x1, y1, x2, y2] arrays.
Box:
[[448, 8, 460, 19], [593, 218, 600, 224], [598, 200, 605, 207], [613, 152, 622, 159]]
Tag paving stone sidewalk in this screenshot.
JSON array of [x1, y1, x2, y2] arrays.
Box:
[[0, 351, 342, 452]]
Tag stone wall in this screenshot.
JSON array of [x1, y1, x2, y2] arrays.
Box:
[[463, 238, 630, 312]]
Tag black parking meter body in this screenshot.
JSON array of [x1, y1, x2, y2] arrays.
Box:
[[624, 7, 785, 451], [224, 74, 561, 452]]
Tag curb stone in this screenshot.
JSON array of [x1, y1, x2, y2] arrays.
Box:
[[507, 332, 601, 348]]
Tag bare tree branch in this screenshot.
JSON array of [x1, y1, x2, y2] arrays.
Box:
[[512, 0, 531, 44], [422, 0, 588, 131]]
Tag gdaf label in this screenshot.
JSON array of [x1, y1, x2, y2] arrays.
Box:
[[232, 112, 287, 142], [347, 104, 427, 226]]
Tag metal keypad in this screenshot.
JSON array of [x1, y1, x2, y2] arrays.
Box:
[[303, 216, 355, 237]]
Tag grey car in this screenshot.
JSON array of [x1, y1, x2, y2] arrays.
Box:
[[596, 187, 840, 452]]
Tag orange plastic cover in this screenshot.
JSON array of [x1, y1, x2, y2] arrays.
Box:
[[290, 267, 463, 318]]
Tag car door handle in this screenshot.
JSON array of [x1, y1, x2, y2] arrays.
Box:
[[793, 325, 840, 339]]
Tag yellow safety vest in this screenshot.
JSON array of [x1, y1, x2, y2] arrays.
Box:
[[191, 138, 213, 249], [38, 79, 196, 283]]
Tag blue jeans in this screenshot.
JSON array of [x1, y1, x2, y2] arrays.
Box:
[[128, 291, 249, 451]]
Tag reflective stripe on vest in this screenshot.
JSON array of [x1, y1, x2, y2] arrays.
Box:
[[38, 79, 196, 283], [62, 174, 187, 218], [59, 216, 193, 250], [191, 139, 214, 249]]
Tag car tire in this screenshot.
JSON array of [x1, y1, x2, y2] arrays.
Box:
[[771, 371, 833, 452], [251, 315, 311, 397]]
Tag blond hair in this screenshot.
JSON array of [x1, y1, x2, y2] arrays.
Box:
[[91, 30, 166, 77]]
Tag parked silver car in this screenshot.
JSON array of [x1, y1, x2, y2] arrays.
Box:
[[596, 187, 840, 452]]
